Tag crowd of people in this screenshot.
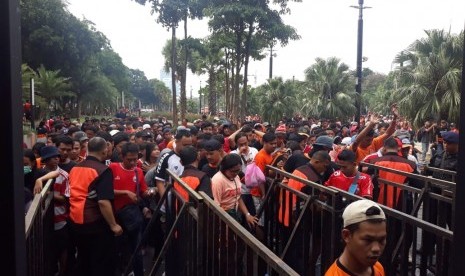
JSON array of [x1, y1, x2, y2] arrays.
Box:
[[23, 106, 458, 275]]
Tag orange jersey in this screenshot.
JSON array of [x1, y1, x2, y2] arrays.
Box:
[[371, 153, 415, 208], [325, 259, 385, 276], [353, 134, 386, 164]]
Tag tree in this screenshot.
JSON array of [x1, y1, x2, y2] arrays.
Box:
[[255, 77, 297, 124], [149, 78, 172, 111], [302, 57, 356, 120], [203, 0, 300, 121], [36, 65, 73, 115], [392, 29, 463, 126]]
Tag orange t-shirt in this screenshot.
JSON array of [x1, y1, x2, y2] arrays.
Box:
[[353, 134, 386, 164], [167, 140, 174, 150], [325, 259, 385, 276], [252, 149, 273, 197]]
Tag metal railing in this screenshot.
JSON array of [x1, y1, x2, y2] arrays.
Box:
[[129, 169, 298, 276], [423, 165, 456, 183], [261, 164, 454, 276], [25, 179, 54, 276]]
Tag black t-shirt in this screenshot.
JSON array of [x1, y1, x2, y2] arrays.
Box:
[[198, 157, 208, 171], [250, 139, 262, 151], [284, 152, 310, 173], [59, 160, 77, 173], [24, 168, 47, 192], [202, 164, 219, 179]]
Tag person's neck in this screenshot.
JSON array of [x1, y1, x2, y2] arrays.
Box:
[[60, 158, 70, 164], [339, 249, 372, 275], [345, 169, 357, 177]]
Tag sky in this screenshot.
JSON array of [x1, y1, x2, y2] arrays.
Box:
[[67, 0, 465, 96]]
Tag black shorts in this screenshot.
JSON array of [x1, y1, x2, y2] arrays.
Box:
[[54, 224, 70, 256]]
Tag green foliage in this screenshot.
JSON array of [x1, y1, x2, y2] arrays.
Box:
[[255, 77, 298, 124], [391, 29, 463, 127], [302, 57, 356, 120]]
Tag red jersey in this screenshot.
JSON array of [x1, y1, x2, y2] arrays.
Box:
[[325, 170, 373, 198], [54, 167, 70, 230], [109, 163, 148, 211]]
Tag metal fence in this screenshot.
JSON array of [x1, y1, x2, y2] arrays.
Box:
[[130, 169, 298, 276], [261, 164, 454, 276], [25, 179, 54, 276]]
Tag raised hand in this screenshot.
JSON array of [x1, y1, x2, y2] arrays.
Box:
[[391, 104, 399, 118]]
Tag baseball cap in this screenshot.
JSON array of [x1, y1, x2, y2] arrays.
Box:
[[40, 146, 60, 160], [401, 138, 411, 148], [342, 199, 386, 228], [441, 131, 459, 144], [109, 129, 120, 136], [74, 131, 89, 142], [313, 135, 334, 149], [341, 137, 352, 146], [142, 124, 151, 130], [275, 124, 286, 134], [298, 127, 310, 137]]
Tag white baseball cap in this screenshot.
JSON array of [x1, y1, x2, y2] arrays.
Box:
[[342, 200, 386, 228], [109, 130, 120, 136], [341, 137, 352, 146], [142, 124, 151, 130]]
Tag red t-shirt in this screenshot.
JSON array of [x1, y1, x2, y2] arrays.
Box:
[[325, 170, 373, 198], [109, 163, 148, 211]]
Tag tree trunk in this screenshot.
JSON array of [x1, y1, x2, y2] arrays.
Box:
[[208, 67, 217, 115], [233, 20, 244, 122], [242, 23, 254, 121], [225, 51, 230, 118], [76, 96, 82, 118], [171, 25, 178, 126], [180, 14, 188, 121]]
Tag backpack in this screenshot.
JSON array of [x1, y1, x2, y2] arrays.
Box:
[[244, 162, 266, 188]]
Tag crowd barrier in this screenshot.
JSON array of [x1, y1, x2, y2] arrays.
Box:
[[25, 179, 54, 276]]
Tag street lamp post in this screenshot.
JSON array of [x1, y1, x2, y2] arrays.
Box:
[[351, 0, 370, 126], [199, 81, 202, 114]]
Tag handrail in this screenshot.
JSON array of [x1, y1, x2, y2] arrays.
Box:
[[199, 191, 300, 276], [266, 165, 454, 240], [25, 179, 53, 237], [167, 169, 204, 203], [360, 161, 456, 189], [266, 165, 339, 196], [424, 165, 457, 176]]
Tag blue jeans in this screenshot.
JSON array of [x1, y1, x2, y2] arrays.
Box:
[[421, 142, 429, 161]]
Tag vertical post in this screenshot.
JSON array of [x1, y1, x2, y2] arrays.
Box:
[[121, 91, 125, 108], [269, 46, 273, 80], [30, 78, 35, 129], [199, 81, 202, 114], [0, 0, 26, 274], [116, 96, 119, 110], [354, 0, 364, 126], [451, 23, 465, 276]]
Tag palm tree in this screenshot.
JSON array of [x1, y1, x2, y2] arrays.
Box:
[[302, 57, 355, 119], [256, 77, 296, 124], [36, 65, 73, 115], [392, 29, 463, 127]]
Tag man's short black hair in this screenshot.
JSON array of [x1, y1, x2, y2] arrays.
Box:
[[263, 132, 276, 143], [121, 142, 139, 157], [55, 135, 73, 147], [201, 121, 213, 130], [179, 146, 198, 166], [113, 132, 130, 146], [384, 137, 399, 150], [337, 149, 356, 163], [96, 131, 113, 143], [175, 129, 192, 140]]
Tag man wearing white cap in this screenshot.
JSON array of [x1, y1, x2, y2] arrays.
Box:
[[325, 200, 386, 276]]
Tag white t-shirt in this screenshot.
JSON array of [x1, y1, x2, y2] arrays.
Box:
[[231, 147, 258, 194]]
